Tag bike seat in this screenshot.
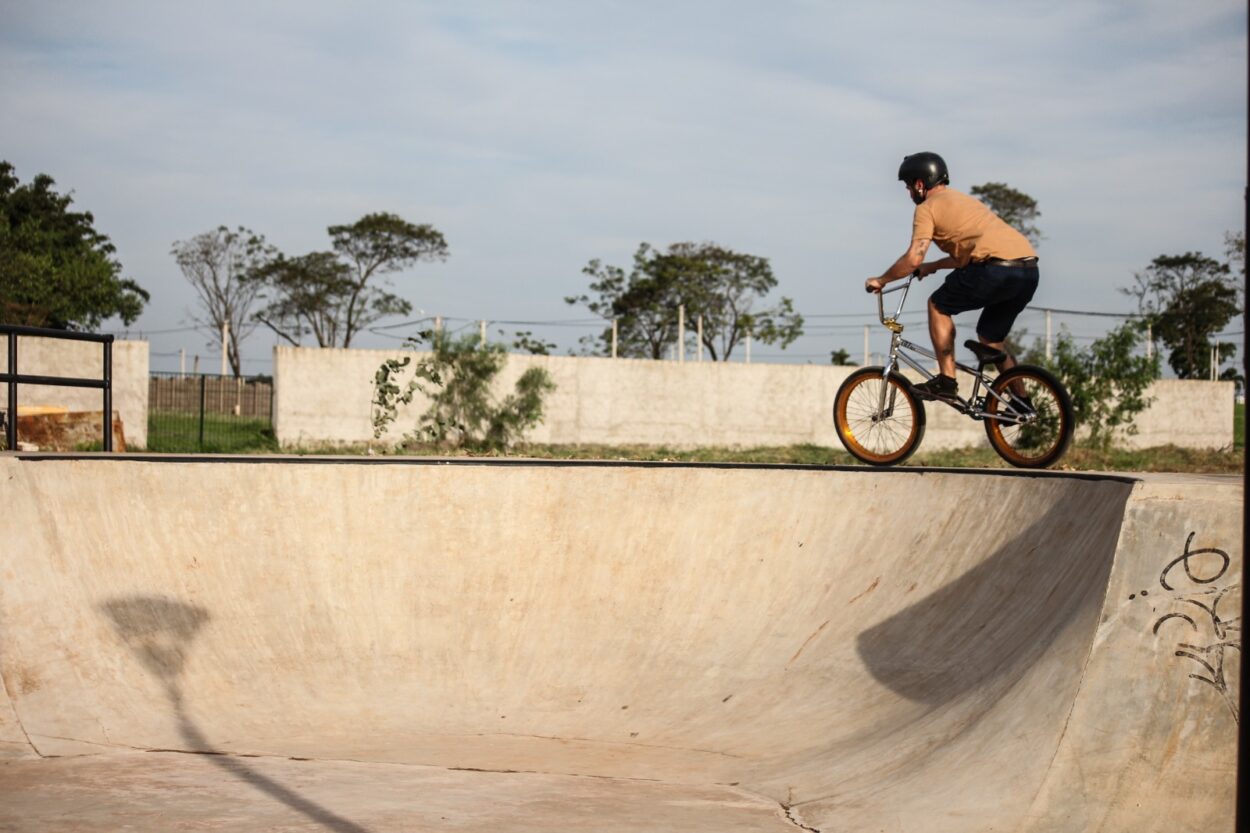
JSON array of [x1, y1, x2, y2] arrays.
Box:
[[965, 340, 1007, 365]]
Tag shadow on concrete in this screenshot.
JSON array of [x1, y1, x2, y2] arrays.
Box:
[[99, 596, 374, 833], [855, 488, 1127, 706]]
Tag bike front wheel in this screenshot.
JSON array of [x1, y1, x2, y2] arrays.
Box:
[[834, 367, 926, 466], [984, 365, 1074, 468]]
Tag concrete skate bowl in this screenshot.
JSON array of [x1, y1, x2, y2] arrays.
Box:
[[0, 456, 1240, 832]]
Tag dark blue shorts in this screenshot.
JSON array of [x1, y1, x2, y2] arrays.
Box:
[[929, 263, 1039, 343]]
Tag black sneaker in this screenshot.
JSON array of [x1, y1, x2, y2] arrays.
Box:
[[913, 374, 958, 400]]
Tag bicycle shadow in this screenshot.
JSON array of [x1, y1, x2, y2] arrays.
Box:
[[855, 487, 1126, 706], [99, 595, 374, 833]]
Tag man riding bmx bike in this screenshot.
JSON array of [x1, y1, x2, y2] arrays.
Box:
[[865, 151, 1039, 401]]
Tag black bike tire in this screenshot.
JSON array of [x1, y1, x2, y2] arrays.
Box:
[[833, 367, 927, 466], [983, 365, 1075, 469]]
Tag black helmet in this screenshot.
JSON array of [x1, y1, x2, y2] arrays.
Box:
[[898, 152, 950, 189]]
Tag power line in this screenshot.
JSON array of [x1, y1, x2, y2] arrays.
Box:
[[1025, 305, 1143, 318]]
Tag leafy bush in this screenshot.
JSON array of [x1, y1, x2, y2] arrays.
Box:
[[1022, 321, 1159, 449], [372, 332, 555, 451]]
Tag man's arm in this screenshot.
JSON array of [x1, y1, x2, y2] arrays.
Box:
[[865, 237, 932, 293], [918, 255, 957, 276]]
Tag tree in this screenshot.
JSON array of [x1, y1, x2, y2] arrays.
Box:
[[1224, 229, 1244, 281], [1125, 252, 1240, 381], [970, 182, 1042, 247], [1225, 229, 1246, 315], [252, 252, 356, 347], [252, 212, 448, 348], [171, 226, 273, 377], [566, 241, 803, 360], [830, 348, 855, 365], [1023, 322, 1159, 449], [569, 243, 683, 359], [0, 161, 148, 329], [507, 330, 557, 355]]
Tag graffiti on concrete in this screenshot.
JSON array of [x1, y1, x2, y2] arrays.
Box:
[[1150, 531, 1240, 726]]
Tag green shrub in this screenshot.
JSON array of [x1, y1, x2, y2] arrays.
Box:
[[1023, 321, 1159, 449], [372, 332, 555, 451]]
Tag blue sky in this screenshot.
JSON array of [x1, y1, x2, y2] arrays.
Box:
[[1, 1, 1245, 372]]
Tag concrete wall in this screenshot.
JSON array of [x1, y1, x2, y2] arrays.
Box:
[[0, 337, 148, 449], [273, 345, 1235, 451], [1126, 378, 1235, 449]]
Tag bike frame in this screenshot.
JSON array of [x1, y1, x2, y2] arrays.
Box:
[[873, 275, 1031, 427]]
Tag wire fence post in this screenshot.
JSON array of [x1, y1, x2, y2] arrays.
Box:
[[745, 333, 752, 364], [1146, 322, 1153, 360], [480, 320, 487, 348], [611, 319, 618, 359], [198, 373, 206, 451], [678, 305, 685, 363], [102, 340, 113, 452], [220, 321, 229, 377], [6, 331, 16, 451], [696, 315, 703, 362], [1045, 309, 1053, 362], [863, 325, 870, 366]]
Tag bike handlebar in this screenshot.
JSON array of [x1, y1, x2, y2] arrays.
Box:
[[874, 271, 921, 327]]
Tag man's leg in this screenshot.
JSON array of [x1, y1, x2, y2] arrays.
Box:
[[978, 334, 1017, 373], [928, 297, 956, 378], [978, 334, 1027, 397]]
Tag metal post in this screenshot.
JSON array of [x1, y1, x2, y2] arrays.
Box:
[[198, 373, 206, 451], [480, 320, 487, 348], [696, 316, 703, 362], [863, 325, 870, 366], [435, 316, 443, 335], [678, 305, 685, 363], [102, 339, 113, 452], [6, 332, 16, 451], [221, 321, 229, 377], [1146, 322, 1153, 361], [1045, 309, 1053, 362], [179, 348, 186, 378], [745, 333, 752, 364], [611, 319, 618, 359]]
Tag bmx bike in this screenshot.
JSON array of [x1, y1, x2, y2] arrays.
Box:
[[833, 273, 1074, 468]]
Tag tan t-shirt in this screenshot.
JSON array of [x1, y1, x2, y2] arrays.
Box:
[[912, 188, 1037, 267]]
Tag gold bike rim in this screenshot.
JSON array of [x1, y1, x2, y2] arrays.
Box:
[[986, 373, 1067, 464], [837, 374, 919, 464]]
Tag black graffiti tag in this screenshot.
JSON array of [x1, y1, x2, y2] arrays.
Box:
[[1151, 531, 1240, 726], [1159, 531, 1231, 592]]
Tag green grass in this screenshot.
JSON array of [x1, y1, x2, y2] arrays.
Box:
[[265, 439, 1243, 474], [129, 406, 1246, 473], [145, 412, 278, 454]]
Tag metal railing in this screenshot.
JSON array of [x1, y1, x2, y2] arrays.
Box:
[[1, 324, 114, 452]]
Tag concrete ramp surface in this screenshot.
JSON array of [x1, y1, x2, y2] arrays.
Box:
[[0, 457, 1240, 832]]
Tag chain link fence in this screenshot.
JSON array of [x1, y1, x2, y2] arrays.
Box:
[[148, 373, 276, 453]]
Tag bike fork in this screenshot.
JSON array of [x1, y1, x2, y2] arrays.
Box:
[[874, 339, 902, 418]]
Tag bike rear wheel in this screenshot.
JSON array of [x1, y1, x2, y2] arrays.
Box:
[[983, 365, 1074, 468], [834, 367, 926, 466]]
